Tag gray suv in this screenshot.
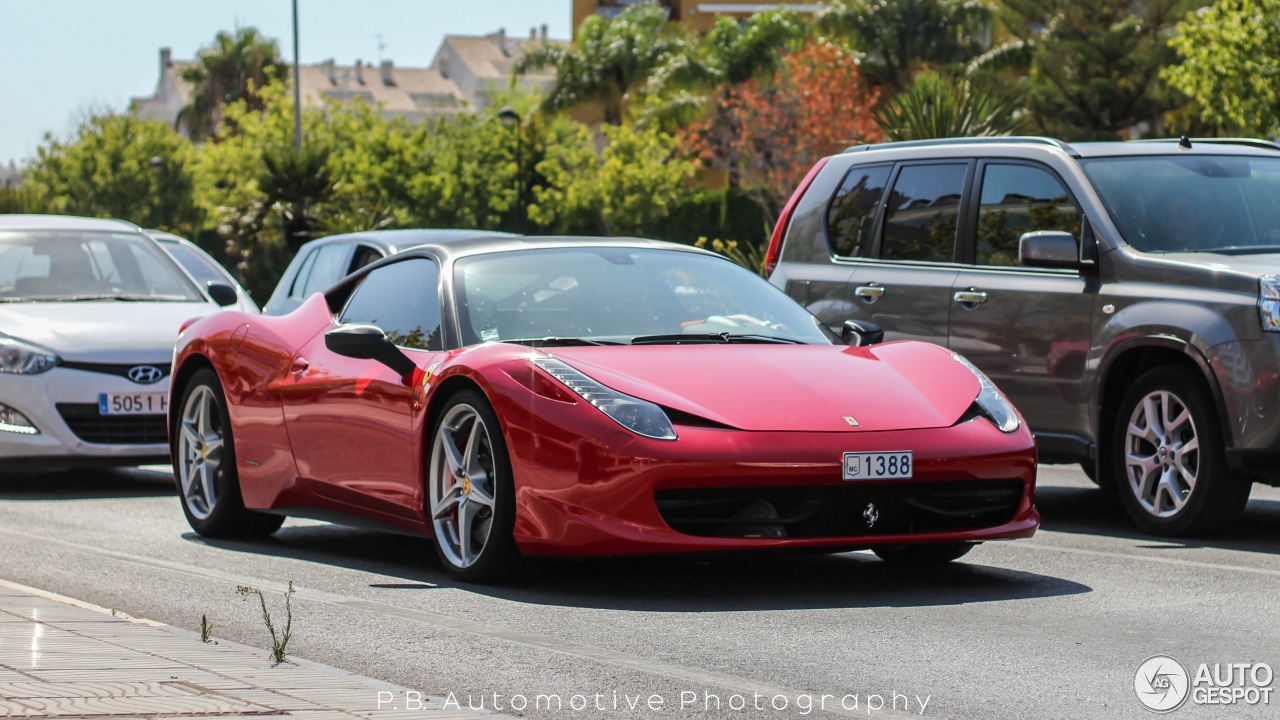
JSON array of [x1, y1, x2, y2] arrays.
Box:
[[768, 136, 1280, 537]]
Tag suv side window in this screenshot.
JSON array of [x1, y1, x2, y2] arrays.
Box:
[[881, 164, 967, 262], [827, 165, 892, 258], [340, 258, 443, 351], [977, 163, 1080, 266], [298, 243, 353, 299]]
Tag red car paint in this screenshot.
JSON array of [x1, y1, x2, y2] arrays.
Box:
[[172, 268, 1038, 558]]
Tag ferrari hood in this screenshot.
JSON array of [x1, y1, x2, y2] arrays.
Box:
[[0, 300, 218, 363], [542, 342, 981, 433]]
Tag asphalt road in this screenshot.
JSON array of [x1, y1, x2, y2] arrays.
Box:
[[0, 464, 1277, 719]]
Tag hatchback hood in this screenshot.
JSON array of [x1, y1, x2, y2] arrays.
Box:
[[0, 301, 218, 363], [544, 342, 980, 432]]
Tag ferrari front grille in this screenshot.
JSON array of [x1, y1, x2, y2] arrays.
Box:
[[654, 480, 1025, 539], [56, 403, 168, 445]]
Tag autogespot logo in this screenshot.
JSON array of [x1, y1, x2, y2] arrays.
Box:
[[1136, 656, 1191, 713]]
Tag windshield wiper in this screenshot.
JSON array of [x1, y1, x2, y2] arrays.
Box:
[[1207, 245, 1280, 256], [629, 332, 806, 345], [503, 337, 622, 347]]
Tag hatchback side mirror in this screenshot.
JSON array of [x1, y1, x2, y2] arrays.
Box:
[[206, 281, 239, 307], [1019, 231, 1081, 269], [842, 320, 884, 347], [325, 324, 417, 377]]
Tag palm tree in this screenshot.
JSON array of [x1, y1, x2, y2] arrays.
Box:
[[872, 72, 1026, 141], [178, 26, 286, 141], [513, 2, 702, 125], [817, 0, 993, 93]]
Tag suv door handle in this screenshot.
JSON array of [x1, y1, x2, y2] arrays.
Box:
[[855, 284, 885, 301], [953, 290, 989, 305]]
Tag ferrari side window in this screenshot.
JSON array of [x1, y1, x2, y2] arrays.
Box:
[[340, 258, 443, 351]]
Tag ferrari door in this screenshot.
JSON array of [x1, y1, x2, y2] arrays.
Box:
[[282, 257, 444, 520]]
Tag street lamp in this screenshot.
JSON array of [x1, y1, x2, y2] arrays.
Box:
[[149, 156, 172, 230], [292, 0, 303, 151], [497, 106, 524, 230]]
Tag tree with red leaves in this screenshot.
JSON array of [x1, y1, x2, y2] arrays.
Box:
[[682, 40, 882, 227]]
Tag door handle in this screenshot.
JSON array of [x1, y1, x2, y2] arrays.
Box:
[[291, 357, 310, 374], [854, 284, 885, 301], [953, 290, 989, 305]]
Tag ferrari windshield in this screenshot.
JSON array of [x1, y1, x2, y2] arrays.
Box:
[[454, 247, 834, 346], [0, 230, 202, 302], [1082, 155, 1280, 254]]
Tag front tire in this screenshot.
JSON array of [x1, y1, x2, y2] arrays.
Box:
[[1111, 366, 1250, 536], [427, 390, 520, 583], [174, 369, 284, 538], [873, 542, 974, 565]]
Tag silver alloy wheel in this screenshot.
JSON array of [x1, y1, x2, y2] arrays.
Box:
[[1124, 389, 1199, 518], [429, 404, 497, 569], [177, 385, 225, 520]]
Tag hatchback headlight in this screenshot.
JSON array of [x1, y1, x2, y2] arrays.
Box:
[[953, 353, 1020, 433], [1259, 276, 1280, 332], [0, 336, 59, 375], [532, 357, 677, 440]]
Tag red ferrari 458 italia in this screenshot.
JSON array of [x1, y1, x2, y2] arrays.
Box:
[[170, 236, 1039, 581]]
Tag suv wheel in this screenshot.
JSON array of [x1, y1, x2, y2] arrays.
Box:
[[1111, 366, 1249, 536]]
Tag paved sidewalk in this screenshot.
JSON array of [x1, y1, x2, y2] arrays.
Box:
[[0, 579, 499, 719]]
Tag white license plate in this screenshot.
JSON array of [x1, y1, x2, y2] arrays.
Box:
[[843, 451, 913, 480], [98, 392, 168, 415]]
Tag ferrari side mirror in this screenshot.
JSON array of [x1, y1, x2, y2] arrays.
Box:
[[842, 320, 884, 347], [325, 324, 417, 377]]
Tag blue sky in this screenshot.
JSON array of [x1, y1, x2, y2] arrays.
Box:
[[0, 1, 570, 166]]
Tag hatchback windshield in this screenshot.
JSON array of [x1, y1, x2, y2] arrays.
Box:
[[454, 247, 834, 346], [0, 230, 201, 302], [1082, 155, 1280, 254]]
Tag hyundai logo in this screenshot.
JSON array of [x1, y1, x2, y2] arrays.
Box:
[[127, 365, 165, 384]]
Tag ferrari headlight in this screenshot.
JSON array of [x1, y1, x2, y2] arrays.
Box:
[[1259, 276, 1280, 332], [953, 353, 1020, 433], [0, 336, 59, 375], [532, 357, 677, 440]]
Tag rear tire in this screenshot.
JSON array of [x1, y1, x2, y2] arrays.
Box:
[[173, 369, 284, 539], [873, 542, 974, 565], [1111, 366, 1250, 536]]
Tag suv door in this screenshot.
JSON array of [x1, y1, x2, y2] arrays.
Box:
[[948, 161, 1096, 450], [843, 161, 972, 345], [283, 257, 444, 519]]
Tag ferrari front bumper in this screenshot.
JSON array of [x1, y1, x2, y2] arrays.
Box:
[[508, 413, 1038, 557]]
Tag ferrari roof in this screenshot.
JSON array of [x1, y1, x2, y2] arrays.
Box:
[[303, 228, 519, 254], [403, 234, 719, 262]]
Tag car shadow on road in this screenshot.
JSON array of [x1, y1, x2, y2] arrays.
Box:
[[190, 524, 1092, 612], [1034, 481, 1280, 556], [0, 466, 174, 500]]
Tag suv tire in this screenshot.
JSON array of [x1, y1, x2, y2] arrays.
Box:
[[1111, 366, 1250, 536]]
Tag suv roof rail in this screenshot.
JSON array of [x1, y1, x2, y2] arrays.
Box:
[[1130, 137, 1280, 152], [844, 136, 1079, 156]]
